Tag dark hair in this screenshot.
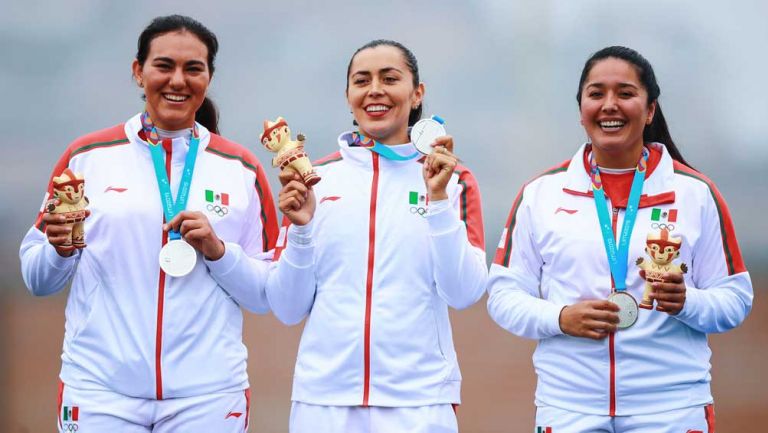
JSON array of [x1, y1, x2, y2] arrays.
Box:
[[346, 39, 423, 126], [576, 46, 691, 168], [136, 15, 220, 134]]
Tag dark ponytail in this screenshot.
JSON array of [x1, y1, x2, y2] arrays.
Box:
[[195, 97, 219, 135], [347, 39, 423, 127], [136, 15, 220, 134], [576, 46, 692, 168]]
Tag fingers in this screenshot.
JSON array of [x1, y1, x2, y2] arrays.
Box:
[[560, 301, 620, 339], [423, 148, 458, 182], [45, 224, 73, 245], [164, 211, 207, 235], [279, 168, 301, 187], [650, 278, 686, 315], [279, 181, 309, 212], [42, 212, 68, 226], [431, 135, 454, 154]]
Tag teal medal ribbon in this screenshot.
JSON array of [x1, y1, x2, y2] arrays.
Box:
[[351, 131, 420, 161], [589, 146, 649, 291], [141, 112, 200, 241]]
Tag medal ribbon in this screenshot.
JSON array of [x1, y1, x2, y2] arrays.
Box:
[[141, 111, 200, 241], [351, 131, 420, 161], [589, 146, 649, 291]]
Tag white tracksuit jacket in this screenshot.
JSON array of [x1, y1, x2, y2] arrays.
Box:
[[265, 132, 488, 407], [19, 114, 278, 399], [487, 143, 753, 416]]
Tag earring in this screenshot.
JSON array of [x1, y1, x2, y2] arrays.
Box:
[[412, 104, 420, 110]]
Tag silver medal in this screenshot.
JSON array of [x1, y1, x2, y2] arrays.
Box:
[[410, 116, 447, 155], [608, 291, 639, 329], [158, 239, 197, 277]]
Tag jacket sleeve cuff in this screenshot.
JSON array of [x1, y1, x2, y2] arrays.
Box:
[[426, 199, 461, 235], [46, 244, 80, 270], [288, 220, 314, 247], [545, 303, 567, 336], [204, 241, 240, 275], [676, 284, 703, 321]]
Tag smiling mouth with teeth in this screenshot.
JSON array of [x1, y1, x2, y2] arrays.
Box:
[[366, 105, 390, 113], [164, 94, 189, 102], [599, 120, 625, 128]]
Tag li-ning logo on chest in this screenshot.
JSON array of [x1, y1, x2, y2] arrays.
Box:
[[205, 189, 230, 217], [408, 191, 428, 217]]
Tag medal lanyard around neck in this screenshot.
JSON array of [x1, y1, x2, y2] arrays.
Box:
[[352, 131, 419, 161], [589, 146, 649, 291], [141, 111, 200, 241]]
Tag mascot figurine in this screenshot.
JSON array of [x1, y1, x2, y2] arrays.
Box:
[[46, 168, 89, 250], [260, 117, 320, 186], [636, 228, 688, 310]]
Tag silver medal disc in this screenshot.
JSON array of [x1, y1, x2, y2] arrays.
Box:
[[608, 291, 639, 329], [158, 239, 197, 277], [410, 117, 447, 155]]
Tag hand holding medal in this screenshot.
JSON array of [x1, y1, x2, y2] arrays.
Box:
[[141, 111, 212, 277], [415, 116, 457, 201], [559, 300, 620, 340], [163, 211, 225, 262]]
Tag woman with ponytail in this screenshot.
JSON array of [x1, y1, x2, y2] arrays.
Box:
[[487, 46, 752, 432], [20, 15, 279, 431]]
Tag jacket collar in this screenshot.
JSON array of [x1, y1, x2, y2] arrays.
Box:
[[125, 113, 211, 151], [562, 142, 677, 208], [337, 131, 420, 167]]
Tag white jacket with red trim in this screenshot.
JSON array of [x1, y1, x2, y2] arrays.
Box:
[[266, 132, 487, 407], [487, 143, 753, 416], [19, 114, 278, 399]]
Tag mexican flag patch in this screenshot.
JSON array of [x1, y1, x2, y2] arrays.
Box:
[[651, 208, 677, 222]]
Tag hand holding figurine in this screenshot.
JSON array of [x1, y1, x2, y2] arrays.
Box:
[[261, 117, 320, 186], [278, 169, 316, 227], [45, 168, 90, 256]]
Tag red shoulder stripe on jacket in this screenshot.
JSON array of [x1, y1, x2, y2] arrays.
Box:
[[34, 125, 127, 231], [493, 160, 570, 267], [454, 165, 485, 250], [313, 151, 343, 167], [673, 161, 746, 275], [206, 135, 278, 252]]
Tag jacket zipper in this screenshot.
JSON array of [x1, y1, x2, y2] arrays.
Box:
[[154, 139, 172, 400], [362, 152, 380, 406], [609, 205, 619, 416]]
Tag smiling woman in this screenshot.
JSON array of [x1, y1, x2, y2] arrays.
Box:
[[19, 14, 279, 432], [265, 39, 488, 433], [487, 46, 752, 433]]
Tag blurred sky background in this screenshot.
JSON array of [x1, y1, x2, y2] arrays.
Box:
[[1, 0, 766, 431]]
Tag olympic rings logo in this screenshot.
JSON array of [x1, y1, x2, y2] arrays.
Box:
[[410, 206, 427, 217], [651, 222, 675, 231], [62, 423, 79, 432], [206, 204, 229, 217]]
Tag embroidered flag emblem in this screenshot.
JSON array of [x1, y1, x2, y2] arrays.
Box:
[[651, 208, 677, 222], [409, 191, 427, 205], [536, 427, 552, 433], [409, 191, 427, 217], [62, 406, 79, 421], [205, 189, 229, 205]]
